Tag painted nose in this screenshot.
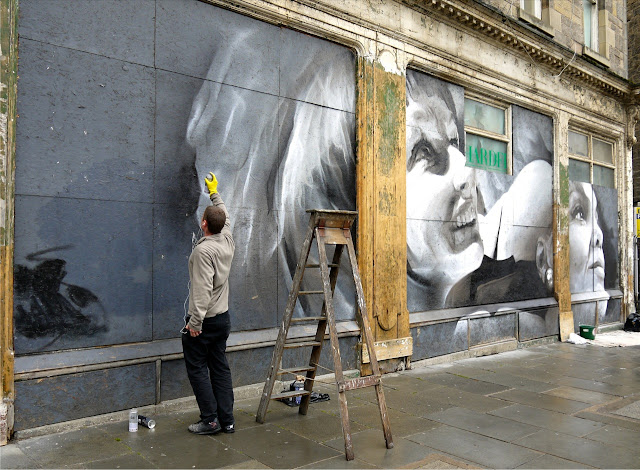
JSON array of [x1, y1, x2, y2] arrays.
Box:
[[593, 221, 603, 248], [451, 146, 474, 199]]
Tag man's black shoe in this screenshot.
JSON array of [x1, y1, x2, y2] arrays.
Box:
[[188, 418, 222, 435], [222, 423, 235, 434]]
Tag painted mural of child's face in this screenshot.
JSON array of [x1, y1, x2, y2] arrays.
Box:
[[569, 181, 605, 293], [406, 93, 483, 286]]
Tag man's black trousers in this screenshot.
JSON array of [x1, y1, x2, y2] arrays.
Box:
[[182, 312, 234, 426]]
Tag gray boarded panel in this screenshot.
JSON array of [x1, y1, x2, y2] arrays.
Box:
[[572, 302, 597, 330], [156, 0, 279, 93], [16, 39, 155, 203], [469, 313, 516, 347], [411, 320, 468, 361], [14, 363, 155, 431], [161, 336, 358, 402], [279, 28, 356, 113], [160, 359, 192, 402], [519, 307, 560, 341], [17, 0, 155, 66], [14, 195, 153, 354], [153, 70, 202, 207], [599, 297, 621, 325], [154, 204, 280, 337]]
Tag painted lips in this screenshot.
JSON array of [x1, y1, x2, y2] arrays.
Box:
[[449, 199, 479, 250]]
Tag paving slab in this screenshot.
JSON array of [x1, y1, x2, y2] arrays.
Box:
[[272, 409, 368, 442], [543, 385, 619, 405], [213, 423, 340, 468], [513, 429, 640, 469], [419, 373, 510, 395], [553, 375, 635, 397], [448, 367, 556, 393], [583, 424, 640, 450], [338, 401, 441, 437], [426, 406, 540, 442], [574, 410, 640, 432], [15, 427, 128, 469], [612, 399, 640, 419], [67, 453, 155, 469], [490, 388, 593, 414], [514, 453, 594, 469], [431, 386, 512, 413], [406, 424, 540, 469], [297, 454, 379, 469], [489, 403, 606, 437], [0, 444, 41, 469], [324, 429, 437, 469]]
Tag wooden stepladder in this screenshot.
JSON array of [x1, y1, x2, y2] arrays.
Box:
[[256, 210, 393, 461]]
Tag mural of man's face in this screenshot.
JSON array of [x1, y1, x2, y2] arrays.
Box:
[[569, 181, 605, 293], [406, 93, 483, 285]]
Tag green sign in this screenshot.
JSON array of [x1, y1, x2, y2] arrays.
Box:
[[466, 145, 507, 173]]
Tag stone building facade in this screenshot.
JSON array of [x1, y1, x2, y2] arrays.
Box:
[[1, 0, 636, 440]]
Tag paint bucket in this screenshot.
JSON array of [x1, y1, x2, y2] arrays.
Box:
[[579, 325, 596, 340]]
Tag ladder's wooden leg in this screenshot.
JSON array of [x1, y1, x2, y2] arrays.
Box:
[[256, 217, 316, 424], [299, 244, 344, 415], [345, 236, 394, 449], [317, 236, 354, 460]]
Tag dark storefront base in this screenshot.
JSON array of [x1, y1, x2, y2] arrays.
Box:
[[13, 295, 623, 432]]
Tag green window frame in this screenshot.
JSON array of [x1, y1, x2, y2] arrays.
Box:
[[464, 97, 512, 174]]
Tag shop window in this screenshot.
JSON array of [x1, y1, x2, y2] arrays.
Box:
[[568, 130, 615, 188], [464, 98, 511, 174]]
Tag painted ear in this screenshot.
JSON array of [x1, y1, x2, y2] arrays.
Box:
[[536, 237, 548, 281]]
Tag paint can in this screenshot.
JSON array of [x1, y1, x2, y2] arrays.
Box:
[[138, 415, 156, 429], [128, 408, 138, 432]]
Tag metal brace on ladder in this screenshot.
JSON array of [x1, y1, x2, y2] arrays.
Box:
[[255, 209, 393, 461]]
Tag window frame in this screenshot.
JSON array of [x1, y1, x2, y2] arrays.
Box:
[[583, 0, 599, 51], [568, 128, 616, 188], [520, 0, 542, 20], [463, 94, 512, 175]]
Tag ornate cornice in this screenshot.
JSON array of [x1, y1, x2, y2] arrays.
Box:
[[401, 0, 630, 100]]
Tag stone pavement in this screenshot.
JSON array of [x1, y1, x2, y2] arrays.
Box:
[[2, 339, 640, 469]]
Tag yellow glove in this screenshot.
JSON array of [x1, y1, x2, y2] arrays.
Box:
[[204, 172, 218, 195]]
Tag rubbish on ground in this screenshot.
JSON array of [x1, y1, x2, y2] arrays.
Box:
[[129, 408, 138, 432], [624, 313, 640, 332]]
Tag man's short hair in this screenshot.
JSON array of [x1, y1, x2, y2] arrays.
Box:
[[203, 206, 226, 234]]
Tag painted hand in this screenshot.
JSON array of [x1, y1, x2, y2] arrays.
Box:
[[204, 172, 218, 195]]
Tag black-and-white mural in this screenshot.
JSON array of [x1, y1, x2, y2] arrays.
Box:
[[14, 0, 357, 353], [406, 69, 554, 312]]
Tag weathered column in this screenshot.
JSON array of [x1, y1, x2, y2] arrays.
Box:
[[624, 104, 640, 316], [0, 0, 18, 445], [555, 111, 574, 341], [356, 44, 411, 373]]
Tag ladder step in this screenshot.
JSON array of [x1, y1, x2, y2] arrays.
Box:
[[338, 375, 381, 393], [283, 341, 322, 349], [299, 290, 324, 295], [272, 389, 311, 400], [306, 263, 339, 268], [291, 316, 326, 323], [277, 366, 316, 376]]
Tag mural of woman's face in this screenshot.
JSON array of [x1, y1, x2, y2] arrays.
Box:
[[406, 93, 483, 286], [569, 181, 605, 293]]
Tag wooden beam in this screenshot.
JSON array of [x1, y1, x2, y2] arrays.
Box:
[[0, 0, 18, 446], [356, 50, 410, 374]]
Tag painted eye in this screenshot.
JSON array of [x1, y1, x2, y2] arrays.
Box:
[[410, 140, 448, 175], [571, 204, 585, 222]]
